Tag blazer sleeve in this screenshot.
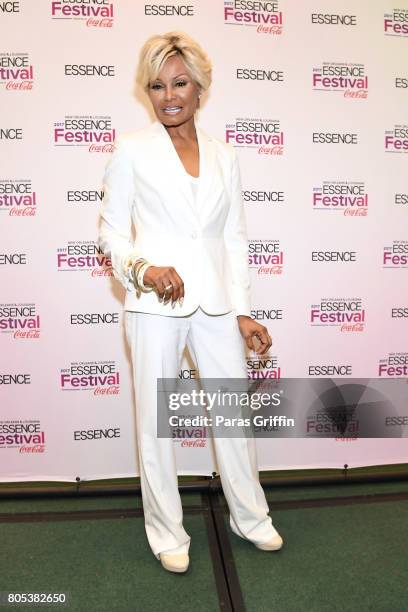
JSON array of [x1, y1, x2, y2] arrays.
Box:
[[223, 147, 252, 318], [98, 136, 139, 291]]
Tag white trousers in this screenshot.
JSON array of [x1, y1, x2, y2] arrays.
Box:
[[124, 306, 279, 560]]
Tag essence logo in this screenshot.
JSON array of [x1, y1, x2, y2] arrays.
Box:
[[0, 420, 45, 453], [144, 4, 194, 16], [0, 373, 31, 384], [53, 116, 115, 153], [57, 241, 112, 277], [0, 53, 33, 90], [247, 354, 281, 380], [236, 67, 283, 82], [310, 298, 365, 333], [251, 308, 283, 321], [383, 242, 408, 268], [0, 180, 37, 216], [395, 193, 408, 205], [0, 303, 40, 339], [395, 77, 408, 88], [391, 307, 408, 318], [0, 253, 27, 265], [0, 1, 20, 13], [51, 0, 114, 27], [64, 64, 115, 77], [178, 368, 197, 379], [0, 128, 22, 140], [243, 189, 284, 204], [313, 181, 368, 216], [226, 118, 284, 155], [379, 353, 408, 376], [60, 360, 120, 395], [67, 190, 104, 204], [306, 410, 359, 438], [308, 365, 352, 376], [249, 240, 283, 275], [224, 0, 283, 35], [313, 62, 368, 98], [312, 132, 358, 145], [70, 312, 119, 325], [311, 13, 356, 26], [311, 251, 357, 263], [384, 9, 408, 36], [385, 125, 408, 153], [73, 428, 121, 441]]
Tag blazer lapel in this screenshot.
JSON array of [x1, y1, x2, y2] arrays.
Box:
[[151, 120, 216, 220], [195, 125, 216, 217]]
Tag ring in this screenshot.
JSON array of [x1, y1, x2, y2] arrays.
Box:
[[164, 284, 173, 292]]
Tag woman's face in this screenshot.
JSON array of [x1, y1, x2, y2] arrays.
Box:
[[147, 54, 200, 128]]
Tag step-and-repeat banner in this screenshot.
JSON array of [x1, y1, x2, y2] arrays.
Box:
[[1, 0, 407, 482]]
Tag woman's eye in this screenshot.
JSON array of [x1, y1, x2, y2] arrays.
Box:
[[175, 81, 187, 87], [151, 83, 163, 90]]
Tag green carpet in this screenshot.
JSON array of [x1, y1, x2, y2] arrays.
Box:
[[227, 500, 408, 612], [2, 468, 408, 611], [0, 513, 218, 612], [263, 479, 408, 503], [0, 492, 203, 515]]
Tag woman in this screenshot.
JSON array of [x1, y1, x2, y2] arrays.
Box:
[[98, 31, 283, 573]]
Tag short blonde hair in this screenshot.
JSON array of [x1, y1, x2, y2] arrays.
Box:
[[136, 31, 212, 92]]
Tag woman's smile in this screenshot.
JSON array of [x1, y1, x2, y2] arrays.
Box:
[[162, 106, 182, 114]]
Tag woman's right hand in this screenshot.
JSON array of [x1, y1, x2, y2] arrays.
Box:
[[143, 265, 185, 306]]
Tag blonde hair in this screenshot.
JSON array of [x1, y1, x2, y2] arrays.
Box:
[[136, 31, 212, 92]]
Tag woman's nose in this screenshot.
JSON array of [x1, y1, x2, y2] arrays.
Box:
[[164, 85, 175, 102]]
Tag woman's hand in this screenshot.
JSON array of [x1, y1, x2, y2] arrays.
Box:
[[237, 315, 272, 355], [143, 265, 185, 306]]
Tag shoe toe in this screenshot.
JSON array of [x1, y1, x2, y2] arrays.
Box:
[[160, 552, 189, 573], [255, 534, 283, 551]]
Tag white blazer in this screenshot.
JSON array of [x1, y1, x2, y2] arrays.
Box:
[[98, 120, 251, 317]]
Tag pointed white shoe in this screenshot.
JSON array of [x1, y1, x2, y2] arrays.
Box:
[[255, 534, 283, 551], [159, 552, 190, 573]]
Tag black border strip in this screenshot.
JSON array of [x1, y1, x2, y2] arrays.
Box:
[[2, 490, 407, 524], [207, 485, 246, 612], [201, 491, 233, 612], [0, 505, 202, 523]]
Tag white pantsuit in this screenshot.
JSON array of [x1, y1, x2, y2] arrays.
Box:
[[98, 120, 279, 558], [124, 306, 279, 559]]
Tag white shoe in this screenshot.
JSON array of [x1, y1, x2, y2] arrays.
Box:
[[255, 534, 283, 551], [160, 552, 190, 573]]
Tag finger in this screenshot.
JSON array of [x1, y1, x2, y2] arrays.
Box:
[[158, 278, 172, 302], [163, 284, 174, 305], [167, 270, 182, 304], [171, 270, 184, 302], [245, 333, 256, 352], [169, 270, 184, 304], [260, 332, 272, 353], [255, 332, 269, 355]]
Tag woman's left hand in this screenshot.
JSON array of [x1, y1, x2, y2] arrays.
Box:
[[237, 316, 272, 355]]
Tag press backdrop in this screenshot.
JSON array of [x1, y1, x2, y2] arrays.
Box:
[[1, 0, 407, 482]]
